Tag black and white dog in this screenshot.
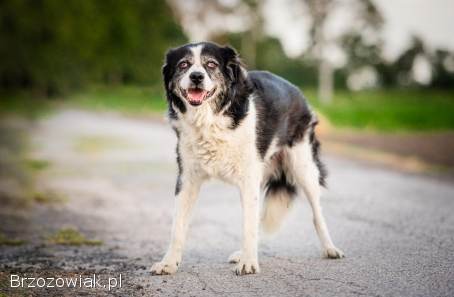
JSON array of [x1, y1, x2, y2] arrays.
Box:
[[151, 42, 344, 276]]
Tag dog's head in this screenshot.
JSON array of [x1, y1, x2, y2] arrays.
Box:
[[162, 42, 246, 109]]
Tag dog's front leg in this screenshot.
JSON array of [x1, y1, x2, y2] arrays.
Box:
[[234, 179, 261, 275], [151, 178, 201, 275]]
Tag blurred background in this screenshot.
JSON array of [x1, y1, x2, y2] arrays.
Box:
[[2, 0, 454, 170], [1, 0, 454, 126], [1, 0, 454, 124], [0, 2, 454, 294], [0, 0, 453, 176]]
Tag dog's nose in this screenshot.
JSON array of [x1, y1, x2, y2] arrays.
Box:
[[189, 71, 204, 84]]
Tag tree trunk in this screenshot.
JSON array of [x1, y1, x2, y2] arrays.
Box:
[[309, 0, 334, 104], [318, 59, 333, 104]]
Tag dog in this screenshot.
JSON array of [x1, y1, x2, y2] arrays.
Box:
[[151, 42, 344, 276]]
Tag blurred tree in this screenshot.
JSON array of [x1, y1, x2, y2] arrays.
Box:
[[341, 32, 382, 73], [217, 32, 322, 88], [239, 0, 263, 68], [301, 0, 383, 102], [373, 36, 432, 88], [392, 36, 426, 86], [431, 49, 454, 89], [303, 0, 333, 103], [0, 0, 186, 96], [167, 0, 262, 68]]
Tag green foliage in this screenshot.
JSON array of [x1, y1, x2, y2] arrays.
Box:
[[48, 228, 102, 246], [308, 88, 454, 131], [431, 49, 454, 89], [0, 91, 55, 118], [66, 85, 454, 132], [24, 159, 51, 171], [69, 85, 166, 115], [218, 33, 321, 87], [0, 233, 26, 246], [6, 83, 453, 132], [33, 191, 67, 204], [0, 0, 186, 96]]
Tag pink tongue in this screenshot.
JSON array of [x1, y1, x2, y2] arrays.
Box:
[[187, 89, 206, 102]]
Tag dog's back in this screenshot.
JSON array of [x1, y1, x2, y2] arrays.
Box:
[[250, 70, 315, 156]]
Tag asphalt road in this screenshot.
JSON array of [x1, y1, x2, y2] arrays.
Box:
[[1, 110, 453, 296]]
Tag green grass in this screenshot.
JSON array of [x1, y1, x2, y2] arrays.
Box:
[[0, 91, 55, 119], [306, 88, 454, 131], [2, 85, 454, 131], [47, 228, 102, 246], [0, 85, 166, 117], [68, 85, 166, 115], [74, 135, 134, 154], [24, 159, 51, 171], [72, 86, 454, 131], [0, 233, 26, 246], [33, 191, 67, 204]]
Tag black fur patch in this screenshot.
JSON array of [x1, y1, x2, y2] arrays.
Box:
[[251, 70, 327, 186], [162, 46, 192, 119], [265, 170, 297, 196], [309, 125, 327, 187], [252, 71, 313, 158], [204, 44, 252, 128], [174, 128, 183, 195]]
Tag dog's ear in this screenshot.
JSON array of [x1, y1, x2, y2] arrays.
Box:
[[162, 49, 175, 91], [222, 45, 246, 83]]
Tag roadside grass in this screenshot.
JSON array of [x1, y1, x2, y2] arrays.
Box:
[[305, 88, 454, 132], [0, 121, 62, 207], [24, 159, 51, 172], [47, 228, 102, 246], [0, 90, 56, 119], [68, 85, 166, 115], [33, 191, 68, 204], [2, 85, 454, 131], [0, 233, 26, 246], [74, 135, 135, 154], [70, 86, 454, 131]]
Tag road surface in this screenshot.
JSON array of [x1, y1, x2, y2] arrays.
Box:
[[1, 110, 453, 296]]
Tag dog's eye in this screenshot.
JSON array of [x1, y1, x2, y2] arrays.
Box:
[[179, 62, 189, 69], [207, 61, 217, 69]]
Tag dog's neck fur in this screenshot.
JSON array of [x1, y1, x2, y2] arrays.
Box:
[[176, 99, 233, 132]]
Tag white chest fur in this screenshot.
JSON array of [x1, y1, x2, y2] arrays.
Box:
[[173, 100, 259, 184]]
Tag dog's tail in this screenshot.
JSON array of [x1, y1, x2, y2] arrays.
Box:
[[261, 176, 296, 234]]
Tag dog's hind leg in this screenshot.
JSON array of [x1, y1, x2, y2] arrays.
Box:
[[151, 176, 202, 275], [288, 133, 344, 259]]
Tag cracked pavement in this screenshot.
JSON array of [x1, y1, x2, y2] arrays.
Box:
[[1, 109, 453, 296]]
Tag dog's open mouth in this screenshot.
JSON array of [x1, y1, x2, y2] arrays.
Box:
[[185, 88, 215, 106]]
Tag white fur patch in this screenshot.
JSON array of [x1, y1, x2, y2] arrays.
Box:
[[261, 189, 293, 233], [154, 95, 264, 275], [177, 95, 261, 185], [179, 44, 215, 92]]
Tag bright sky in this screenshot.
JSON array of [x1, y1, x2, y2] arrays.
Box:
[[376, 0, 454, 59], [263, 0, 454, 61]]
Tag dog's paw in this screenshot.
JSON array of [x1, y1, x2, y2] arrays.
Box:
[[323, 246, 345, 259], [228, 250, 242, 264], [150, 260, 179, 275], [234, 257, 260, 275]]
